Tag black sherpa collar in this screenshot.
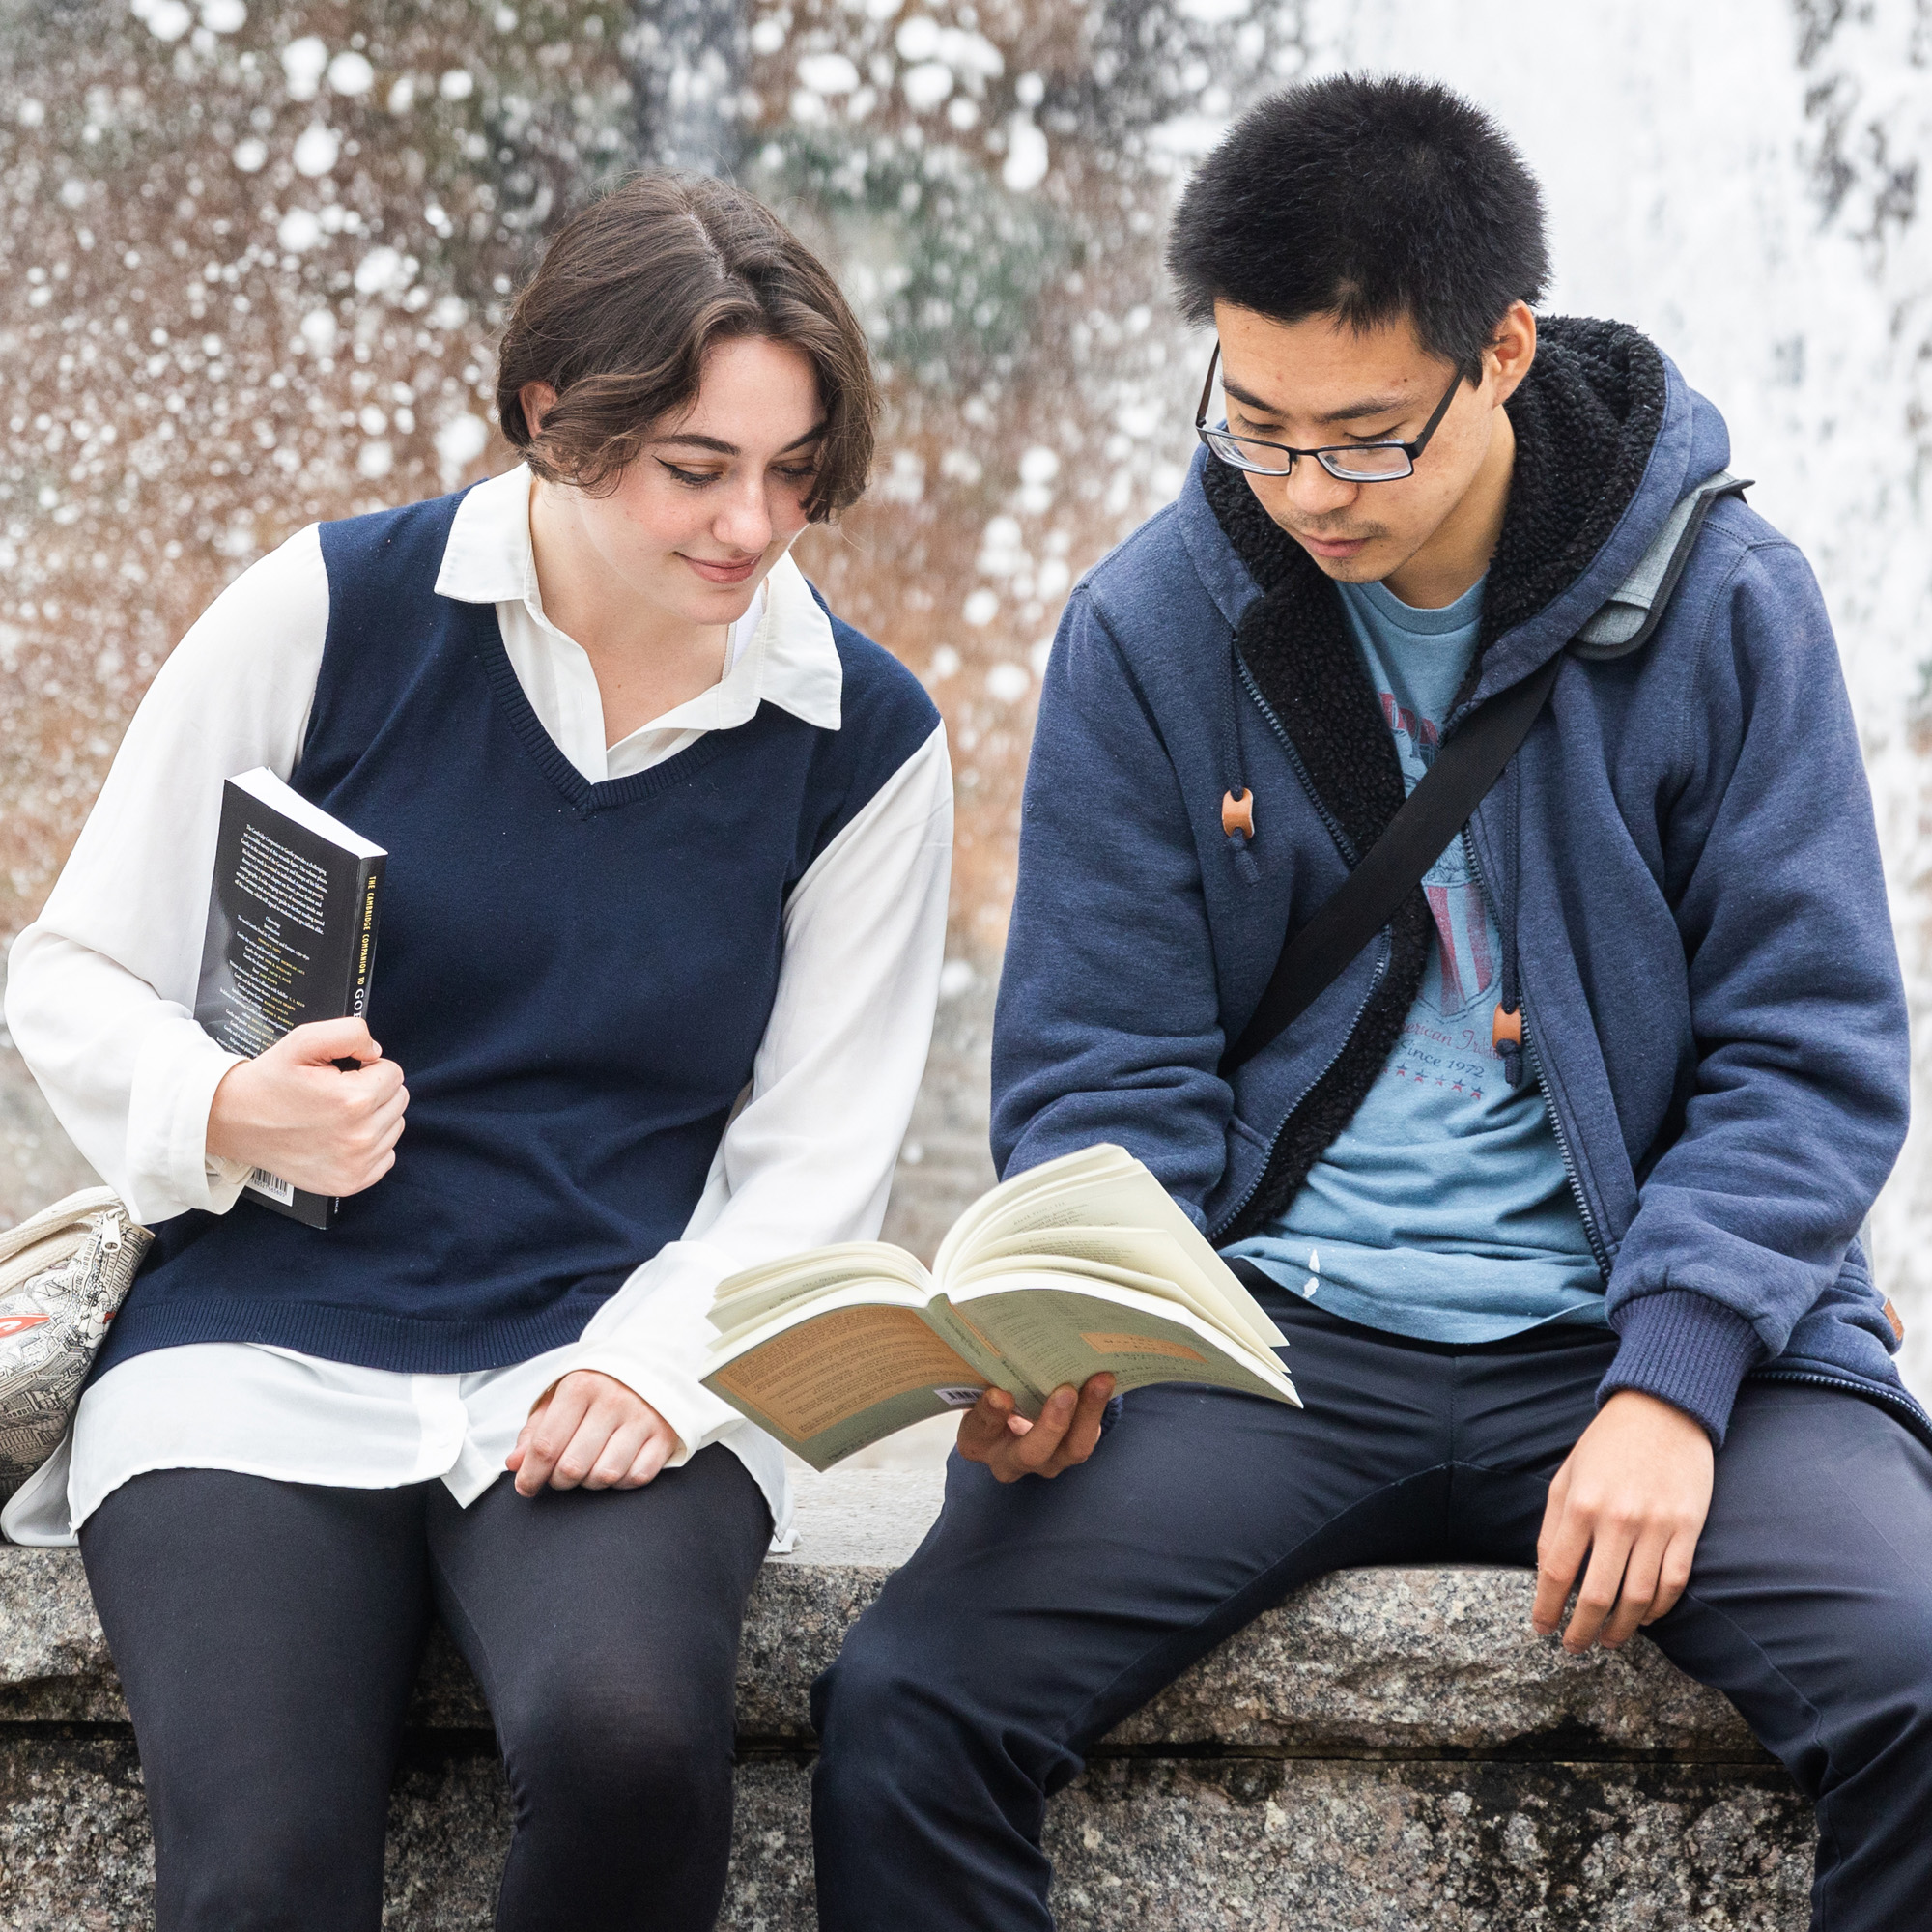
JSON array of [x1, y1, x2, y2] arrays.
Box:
[[1204, 315, 1668, 676], [1202, 317, 1667, 1242], [1204, 481, 1431, 1242], [1480, 318, 1668, 652]]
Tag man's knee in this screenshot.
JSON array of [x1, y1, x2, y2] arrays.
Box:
[[815, 1591, 952, 1747], [1681, 1536, 1932, 1809], [815, 1582, 1052, 1807], [1820, 1601, 1932, 1787]]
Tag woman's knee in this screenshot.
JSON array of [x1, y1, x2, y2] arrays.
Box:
[[498, 1672, 736, 1815], [492, 1678, 739, 1926]]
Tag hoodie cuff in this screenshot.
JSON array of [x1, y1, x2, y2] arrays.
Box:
[[1598, 1289, 1764, 1446]]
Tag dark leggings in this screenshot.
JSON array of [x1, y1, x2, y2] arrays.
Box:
[[80, 1446, 773, 1932]]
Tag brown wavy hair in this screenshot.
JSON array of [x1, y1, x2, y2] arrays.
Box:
[[497, 174, 876, 521]]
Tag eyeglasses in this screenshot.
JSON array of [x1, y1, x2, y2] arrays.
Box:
[[1194, 345, 1463, 481]]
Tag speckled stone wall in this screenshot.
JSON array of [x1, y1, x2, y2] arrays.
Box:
[[0, 1739, 1816, 1930], [0, 1478, 1818, 1929]]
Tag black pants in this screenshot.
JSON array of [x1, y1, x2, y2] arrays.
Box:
[[80, 1445, 772, 1932], [812, 1285, 1932, 1932]]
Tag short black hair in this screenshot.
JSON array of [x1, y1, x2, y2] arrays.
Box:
[[1166, 74, 1549, 380]]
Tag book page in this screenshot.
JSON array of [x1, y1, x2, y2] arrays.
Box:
[[980, 1175, 1285, 1353], [931, 1145, 1134, 1281], [952, 1247, 1285, 1383], [937, 1148, 1286, 1353], [708, 1244, 930, 1343], [949, 1280, 1299, 1412], [704, 1303, 989, 1470], [230, 766, 386, 859], [957, 1227, 1275, 1358]]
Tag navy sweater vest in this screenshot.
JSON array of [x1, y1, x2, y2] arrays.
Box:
[[101, 489, 938, 1377]]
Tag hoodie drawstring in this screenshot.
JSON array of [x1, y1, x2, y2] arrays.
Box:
[[1490, 759, 1527, 1089], [1220, 640, 1261, 885]]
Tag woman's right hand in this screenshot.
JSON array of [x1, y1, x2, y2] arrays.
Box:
[[206, 1017, 409, 1198]]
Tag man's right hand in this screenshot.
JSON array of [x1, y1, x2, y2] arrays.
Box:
[[206, 1017, 409, 1198], [956, 1374, 1115, 1482]]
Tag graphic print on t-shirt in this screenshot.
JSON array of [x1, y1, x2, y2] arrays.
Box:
[[1376, 666, 1502, 1098], [1426, 879, 1494, 1015]]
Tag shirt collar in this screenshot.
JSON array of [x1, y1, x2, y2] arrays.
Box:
[[435, 463, 539, 605], [434, 464, 842, 734]]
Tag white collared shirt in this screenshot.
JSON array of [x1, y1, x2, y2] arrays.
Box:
[[1, 467, 953, 1548]]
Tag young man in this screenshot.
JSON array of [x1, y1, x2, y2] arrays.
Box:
[[811, 75, 1932, 1931]]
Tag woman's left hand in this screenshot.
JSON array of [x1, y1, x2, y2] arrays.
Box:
[[507, 1370, 681, 1496]]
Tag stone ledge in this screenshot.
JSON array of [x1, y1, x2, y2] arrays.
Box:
[[0, 1469, 1809, 1929], [0, 1467, 1768, 1762]]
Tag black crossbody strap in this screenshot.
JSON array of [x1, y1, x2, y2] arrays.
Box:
[[1222, 651, 1561, 1075]]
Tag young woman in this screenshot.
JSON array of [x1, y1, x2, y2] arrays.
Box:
[[2, 175, 951, 1931]]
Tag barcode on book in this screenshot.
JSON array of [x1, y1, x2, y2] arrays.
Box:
[[247, 1169, 296, 1206], [933, 1387, 985, 1408]]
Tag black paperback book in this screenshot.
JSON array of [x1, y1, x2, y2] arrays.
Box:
[[193, 768, 386, 1229]]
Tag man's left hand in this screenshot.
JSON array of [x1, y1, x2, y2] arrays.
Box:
[[507, 1370, 680, 1496], [1532, 1388, 1714, 1653]]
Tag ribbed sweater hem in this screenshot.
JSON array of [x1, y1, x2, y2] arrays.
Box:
[[94, 1293, 607, 1379], [1598, 1288, 1763, 1446]]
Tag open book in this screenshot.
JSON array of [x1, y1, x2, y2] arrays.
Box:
[[701, 1145, 1298, 1470]]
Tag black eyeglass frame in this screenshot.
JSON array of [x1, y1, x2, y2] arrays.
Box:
[[1194, 345, 1464, 481]]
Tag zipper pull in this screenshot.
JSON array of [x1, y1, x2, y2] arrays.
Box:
[[1492, 1003, 1525, 1090]]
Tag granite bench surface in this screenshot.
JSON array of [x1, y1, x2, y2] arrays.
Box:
[[0, 1469, 1813, 1929]]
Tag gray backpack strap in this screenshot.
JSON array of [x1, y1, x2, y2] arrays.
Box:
[[1572, 469, 1750, 661]]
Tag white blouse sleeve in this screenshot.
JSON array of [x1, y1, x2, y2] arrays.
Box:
[[561, 721, 955, 1456], [3, 526, 329, 1225]]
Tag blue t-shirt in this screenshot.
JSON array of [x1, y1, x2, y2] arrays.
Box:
[[1225, 573, 1605, 1341]]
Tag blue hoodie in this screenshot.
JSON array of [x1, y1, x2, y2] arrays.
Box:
[[992, 318, 1923, 1448]]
